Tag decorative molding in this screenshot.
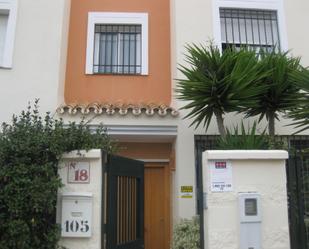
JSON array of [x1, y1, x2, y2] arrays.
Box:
[[57, 103, 179, 117], [102, 125, 178, 142], [104, 125, 177, 136]]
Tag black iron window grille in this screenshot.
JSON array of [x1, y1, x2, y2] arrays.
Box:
[[93, 24, 142, 74], [220, 8, 280, 52]]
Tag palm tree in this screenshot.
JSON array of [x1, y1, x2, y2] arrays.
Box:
[[244, 51, 304, 137], [288, 68, 309, 134], [176, 44, 265, 137]]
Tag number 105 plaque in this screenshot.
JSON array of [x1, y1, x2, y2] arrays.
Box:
[[61, 193, 93, 237]]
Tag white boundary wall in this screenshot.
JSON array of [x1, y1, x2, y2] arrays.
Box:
[[57, 150, 102, 249], [203, 150, 290, 249]]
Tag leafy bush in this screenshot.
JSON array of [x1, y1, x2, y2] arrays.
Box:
[[216, 121, 268, 150], [172, 216, 200, 249], [0, 100, 115, 249]]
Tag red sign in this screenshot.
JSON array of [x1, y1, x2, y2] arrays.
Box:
[[67, 161, 90, 183], [215, 161, 227, 169]]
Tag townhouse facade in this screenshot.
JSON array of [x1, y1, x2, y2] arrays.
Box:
[[0, 0, 309, 248]]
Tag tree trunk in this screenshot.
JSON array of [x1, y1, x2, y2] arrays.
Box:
[[268, 112, 275, 137], [215, 112, 226, 138]]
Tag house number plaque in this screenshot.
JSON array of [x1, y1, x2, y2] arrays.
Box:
[[67, 161, 90, 183]]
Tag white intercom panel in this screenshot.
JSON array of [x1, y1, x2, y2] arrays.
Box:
[[239, 193, 261, 249], [61, 192, 93, 238]]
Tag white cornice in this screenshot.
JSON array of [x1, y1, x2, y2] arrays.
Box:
[[90, 125, 178, 142], [104, 125, 177, 136], [62, 149, 102, 159], [205, 150, 288, 160]]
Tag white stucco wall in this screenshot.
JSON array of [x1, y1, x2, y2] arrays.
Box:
[[284, 0, 309, 65], [57, 150, 102, 249], [170, 0, 309, 222], [172, 0, 309, 135], [0, 0, 307, 235], [202, 150, 290, 249], [0, 0, 70, 123]]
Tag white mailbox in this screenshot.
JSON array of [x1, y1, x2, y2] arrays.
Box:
[[61, 192, 93, 238], [239, 193, 261, 249]]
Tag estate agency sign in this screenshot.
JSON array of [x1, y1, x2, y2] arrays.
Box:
[[209, 160, 233, 192]]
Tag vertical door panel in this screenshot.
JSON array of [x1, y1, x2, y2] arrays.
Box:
[[106, 155, 144, 249], [144, 165, 170, 249]]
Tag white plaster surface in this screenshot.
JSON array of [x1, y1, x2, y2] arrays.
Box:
[[205, 150, 288, 160], [0, 0, 70, 123], [170, 0, 309, 223], [57, 150, 102, 249], [0, 0, 308, 234], [203, 152, 290, 249]]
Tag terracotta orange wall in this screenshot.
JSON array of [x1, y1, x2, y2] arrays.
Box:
[[64, 0, 171, 105]]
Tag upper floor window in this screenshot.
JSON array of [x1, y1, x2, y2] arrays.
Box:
[[212, 0, 287, 52], [86, 12, 148, 75], [0, 10, 9, 63], [0, 0, 18, 69], [93, 24, 142, 74], [220, 8, 280, 52]]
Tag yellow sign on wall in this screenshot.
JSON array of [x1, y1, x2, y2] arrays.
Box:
[[180, 186, 193, 198]]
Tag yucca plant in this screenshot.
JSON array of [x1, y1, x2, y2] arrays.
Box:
[[244, 50, 304, 137], [216, 121, 268, 149], [288, 68, 309, 134], [176, 44, 266, 137]]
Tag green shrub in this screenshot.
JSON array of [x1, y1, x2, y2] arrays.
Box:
[[0, 100, 115, 249], [216, 121, 268, 150], [172, 216, 200, 249]]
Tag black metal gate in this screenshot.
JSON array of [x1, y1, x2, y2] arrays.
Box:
[[288, 139, 309, 249], [194, 135, 309, 249], [104, 154, 144, 249]]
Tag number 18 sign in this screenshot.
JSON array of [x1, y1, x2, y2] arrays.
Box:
[[67, 161, 90, 183]]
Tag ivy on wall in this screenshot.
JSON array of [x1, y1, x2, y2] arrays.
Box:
[[0, 100, 115, 249]]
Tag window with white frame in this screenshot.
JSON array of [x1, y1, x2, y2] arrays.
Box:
[[86, 12, 148, 75], [0, 10, 9, 64], [220, 8, 280, 52], [0, 0, 17, 68], [94, 24, 142, 74], [213, 0, 287, 53]]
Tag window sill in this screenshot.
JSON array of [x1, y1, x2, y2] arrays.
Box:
[[0, 65, 12, 69], [88, 73, 148, 76]]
